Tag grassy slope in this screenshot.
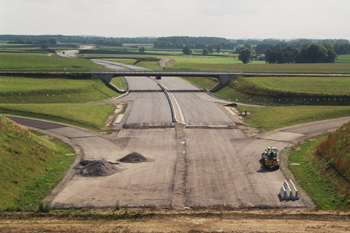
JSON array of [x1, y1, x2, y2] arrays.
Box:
[[317, 122, 350, 180], [214, 77, 350, 106], [180, 76, 219, 90], [0, 76, 119, 103], [0, 103, 115, 130], [289, 132, 350, 210], [0, 76, 118, 129], [111, 77, 127, 90], [236, 106, 350, 131], [0, 116, 75, 211], [245, 77, 350, 95]]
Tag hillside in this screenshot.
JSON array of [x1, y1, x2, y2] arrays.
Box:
[[317, 121, 350, 180], [0, 116, 75, 211]]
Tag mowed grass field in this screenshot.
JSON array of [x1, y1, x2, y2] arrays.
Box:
[[132, 54, 350, 73], [0, 53, 101, 70]]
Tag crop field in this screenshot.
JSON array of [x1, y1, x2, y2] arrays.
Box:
[[0, 53, 101, 70], [166, 61, 350, 72], [336, 54, 350, 63], [245, 76, 350, 95]]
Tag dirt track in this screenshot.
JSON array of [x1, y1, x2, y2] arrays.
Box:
[[1, 210, 350, 232]]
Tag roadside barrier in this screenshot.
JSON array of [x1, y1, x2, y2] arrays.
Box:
[[157, 83, 176, 123], [279, 180, 299, 200], [279, 185, 286, 200]]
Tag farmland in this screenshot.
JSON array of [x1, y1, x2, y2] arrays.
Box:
[[0, 53, 101, 70]]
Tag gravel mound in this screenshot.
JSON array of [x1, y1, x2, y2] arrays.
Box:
[[79, 159, 121, 177], [119, 152, 147, 163]]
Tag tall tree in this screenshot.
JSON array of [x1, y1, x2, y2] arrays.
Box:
[[183, 46, 192, 55], [202, 48, 209, 55], [298, 44, 329, 63], [238, 48, 252, 64]]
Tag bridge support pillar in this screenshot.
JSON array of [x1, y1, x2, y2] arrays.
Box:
[[96, 74, 114, 84], [218, 75, 235, 85], [210, 75, 236, 92]]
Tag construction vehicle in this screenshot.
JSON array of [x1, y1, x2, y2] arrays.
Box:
[[261, 147, 280, 169]]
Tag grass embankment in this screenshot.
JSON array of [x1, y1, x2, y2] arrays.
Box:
[[236, 106, 350, 131], [0, 76, 119, 103], [180, 76, 219, 90], [0, 104, 115, 130], [111, 76, 127, 90], [0, 116, 76, 211], [215, 76, 350, 105], [0, 53, 101, 70], [289, 123, 350, 210], [0, 76, 119, 130]]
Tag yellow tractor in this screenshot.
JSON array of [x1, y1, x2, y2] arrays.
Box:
[[261, 147, 280, 169]]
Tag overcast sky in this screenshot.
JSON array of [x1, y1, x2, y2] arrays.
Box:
[[1, 0, 350, 40]]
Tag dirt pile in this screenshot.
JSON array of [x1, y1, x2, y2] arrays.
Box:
[[119, 152, 148, 163], [79, 159, 121, 177]]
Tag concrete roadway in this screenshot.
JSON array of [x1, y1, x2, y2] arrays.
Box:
[[9, 59, 350, 209]]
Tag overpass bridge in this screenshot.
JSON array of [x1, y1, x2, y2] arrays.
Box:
[[93, 70, 240, 86], [1, 70, 350, 91]]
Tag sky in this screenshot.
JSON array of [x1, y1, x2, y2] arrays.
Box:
[[1, 0, 350, 40]]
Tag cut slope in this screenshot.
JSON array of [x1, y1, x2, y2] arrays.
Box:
[[0, 116, 75, 210]]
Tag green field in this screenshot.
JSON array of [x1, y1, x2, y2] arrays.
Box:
[[336, 54, 350, 63], [0, 53, 101, 70]]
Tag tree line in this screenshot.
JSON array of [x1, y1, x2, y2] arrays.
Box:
[[1, 35, 156, 46]]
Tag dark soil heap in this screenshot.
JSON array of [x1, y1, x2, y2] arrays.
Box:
[[79, 159, 120, 177], [119, 152, 147, 163]]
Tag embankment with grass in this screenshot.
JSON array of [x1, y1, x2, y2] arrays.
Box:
[[0, 116, 76, 211], [0, 75, 121, 130], [215, 76, 350, 105], [288, 122, 350, 210], [0, 75, 119, 103], [236, 106, 350, 131]]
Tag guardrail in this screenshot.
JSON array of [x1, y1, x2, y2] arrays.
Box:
[[157, 83, 176, 123]]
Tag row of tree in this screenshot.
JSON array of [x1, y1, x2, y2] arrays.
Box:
[[2, 35, 156, 46], [264, 43, 337, 63]]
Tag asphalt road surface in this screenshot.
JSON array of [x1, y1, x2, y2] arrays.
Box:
[[9, 58, 350, 209]]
